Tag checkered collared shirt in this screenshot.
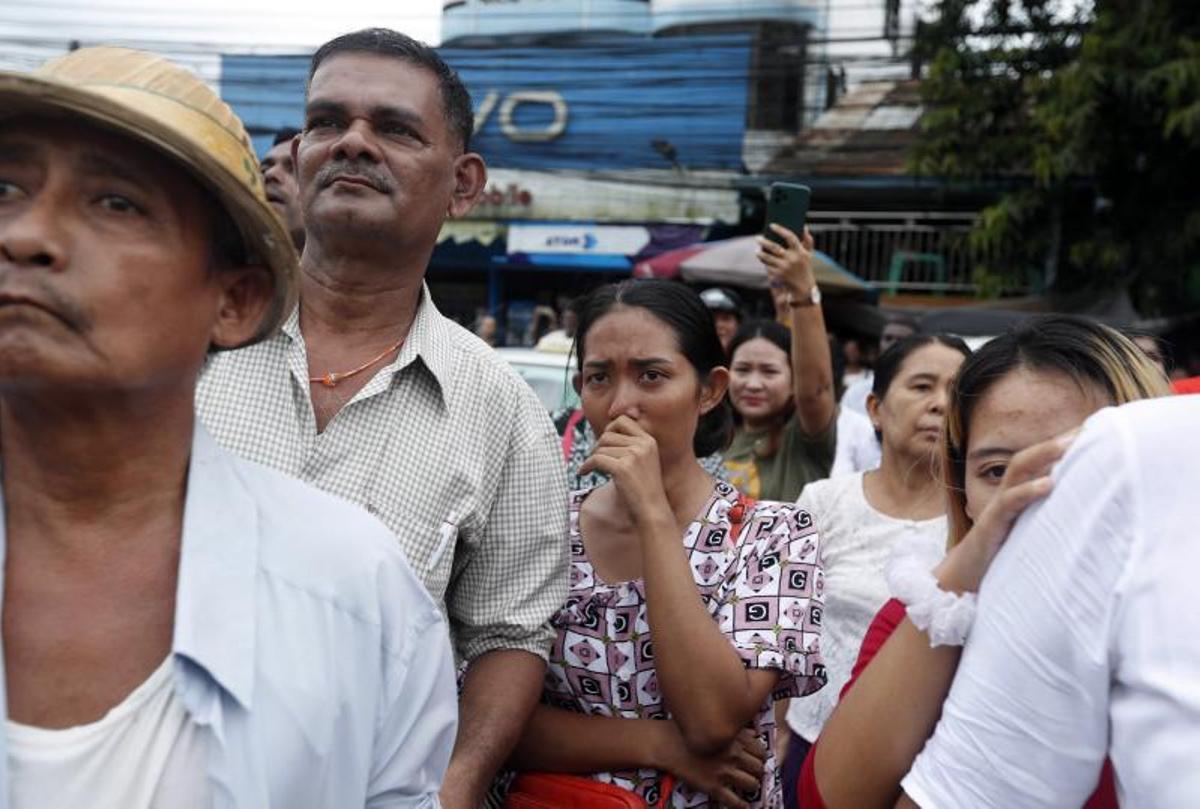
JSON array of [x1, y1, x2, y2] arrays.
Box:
[[196, 286, 569, 663]]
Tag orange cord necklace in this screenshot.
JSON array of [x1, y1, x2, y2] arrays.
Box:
[[308, 337, 405, 388]]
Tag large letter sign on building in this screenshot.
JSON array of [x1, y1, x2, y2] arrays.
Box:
[[222, 33, 750, 172], [443, 35, 750, 170], [473, 90, 571, 143]]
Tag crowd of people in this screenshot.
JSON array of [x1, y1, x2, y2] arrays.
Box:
[[0, 24, 1196, 809]]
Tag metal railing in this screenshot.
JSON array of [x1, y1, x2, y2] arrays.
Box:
[[807, 211, 1017, 294]]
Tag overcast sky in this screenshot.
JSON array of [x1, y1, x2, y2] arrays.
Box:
[[0, 1, 987, 87], [0, 1, 911, 58], [0, 0, 444, 77]]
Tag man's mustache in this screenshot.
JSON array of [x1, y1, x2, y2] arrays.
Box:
[[0, 274, 90, 333], [315, 161, 392, 193]]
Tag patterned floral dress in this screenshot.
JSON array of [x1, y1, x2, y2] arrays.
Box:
[[543, 481, 828, 807]]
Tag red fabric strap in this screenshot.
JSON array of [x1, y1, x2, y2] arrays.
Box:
[[561, 409, 587, 461]]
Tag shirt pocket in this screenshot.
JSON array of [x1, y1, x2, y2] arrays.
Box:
[[426, 520, 458, 591], [361, 493, 460, 602]]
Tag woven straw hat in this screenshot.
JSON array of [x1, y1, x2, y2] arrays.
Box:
[[0, 46, 298, 346]]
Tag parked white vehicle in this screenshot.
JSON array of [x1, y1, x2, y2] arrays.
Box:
[[497, 347, 579, 412]]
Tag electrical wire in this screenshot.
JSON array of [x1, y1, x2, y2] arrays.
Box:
[[4, 0, 910, 19]]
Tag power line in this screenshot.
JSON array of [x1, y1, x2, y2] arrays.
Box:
[[0, 32, 919, 55], [10, 60, 910, 88], [4, 0, 904, 19]]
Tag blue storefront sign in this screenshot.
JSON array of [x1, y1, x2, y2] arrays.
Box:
[[221, 33, 750, 171]]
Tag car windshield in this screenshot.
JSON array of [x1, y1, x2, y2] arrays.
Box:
[[508, 361, 579, 411]]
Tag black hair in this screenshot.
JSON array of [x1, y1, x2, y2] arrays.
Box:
[[574, 279, 732, 458], [952, 317, 1165, 435], [871, 333, 971, 401], [271, 126, 300, 147], [309, 28, 474, 151], [209, 204, 247, 271], [727, 319, 791, 366]]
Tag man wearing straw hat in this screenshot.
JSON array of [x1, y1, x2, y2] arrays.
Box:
[[197, 29, 569, 808], [0, 47, 455, 806]]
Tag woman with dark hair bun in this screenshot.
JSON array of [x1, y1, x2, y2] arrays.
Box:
[[723, 225, 839, 502], [507, 279, 829, 809], [798, 315, 1169, 809], [777, 335, 969, 803]]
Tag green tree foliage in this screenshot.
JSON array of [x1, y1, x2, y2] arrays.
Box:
[[911, 0, 1200, 310]]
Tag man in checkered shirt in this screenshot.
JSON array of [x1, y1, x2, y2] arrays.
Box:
[[197, 29, 569, 809]]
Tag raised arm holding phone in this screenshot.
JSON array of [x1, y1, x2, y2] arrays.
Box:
[[723, 209, 837, 503]]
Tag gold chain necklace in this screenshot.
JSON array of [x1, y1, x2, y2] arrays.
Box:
[[308, 336, 405, 388]]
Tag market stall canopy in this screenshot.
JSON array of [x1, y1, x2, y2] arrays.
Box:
[[633, 235, 871, 293]]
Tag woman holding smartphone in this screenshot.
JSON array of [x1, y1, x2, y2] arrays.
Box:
[[723, 225, 838, 502]]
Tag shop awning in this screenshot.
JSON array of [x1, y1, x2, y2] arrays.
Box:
[[633, 235, 871, 293]]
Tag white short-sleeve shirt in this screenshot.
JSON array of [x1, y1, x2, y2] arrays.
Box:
[[903, 397, 1200, 808], [830, 407, 881, 478], [840, 375, 873, 415], [787, 472, 945, 742]]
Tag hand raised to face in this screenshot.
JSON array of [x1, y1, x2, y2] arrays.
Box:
[[579, 415, 671, 525], [939, 428, 1079, 593]]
